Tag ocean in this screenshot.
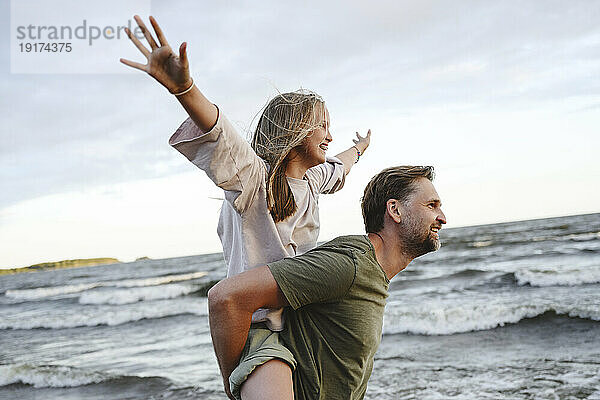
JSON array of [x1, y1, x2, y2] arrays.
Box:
[[1, 213, 599, 399]]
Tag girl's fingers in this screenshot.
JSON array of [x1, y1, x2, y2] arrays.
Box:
[[134, 15, 159, 50], [149, 16, 170, 47], [120, 57, 146, 71], [125, 27, 150, 58], [354, 130, 371, 141], [179, 42, 188, 66]]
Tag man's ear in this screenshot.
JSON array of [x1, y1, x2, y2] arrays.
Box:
[[386, 199, 402, 223]]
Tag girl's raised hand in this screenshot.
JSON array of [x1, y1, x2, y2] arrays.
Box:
[[353, 129, 371, 153], [120, 15, 192, 93]]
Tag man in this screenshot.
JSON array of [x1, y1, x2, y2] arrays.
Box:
[[208, 166, 447, 400]]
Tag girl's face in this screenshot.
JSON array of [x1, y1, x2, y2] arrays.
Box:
[[300, 105, 333, 167]]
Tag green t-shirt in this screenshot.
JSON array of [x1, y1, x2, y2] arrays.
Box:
[[268, 235, 390, 400]]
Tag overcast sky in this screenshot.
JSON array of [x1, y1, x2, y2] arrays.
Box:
[[1, 0, 599, 268]]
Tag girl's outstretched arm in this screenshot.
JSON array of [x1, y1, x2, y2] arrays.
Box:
[[335, 129, 371, 175], [120, 15, 217, 133]]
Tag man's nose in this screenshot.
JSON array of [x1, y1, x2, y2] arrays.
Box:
[[437, 210, 447, 225]]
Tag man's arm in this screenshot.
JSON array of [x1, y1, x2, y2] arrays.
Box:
[[207, 266, 288, 399]]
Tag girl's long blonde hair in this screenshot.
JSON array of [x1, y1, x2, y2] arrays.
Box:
[[251, 90, 325, 222]]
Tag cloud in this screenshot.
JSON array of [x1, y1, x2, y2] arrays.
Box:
[[0, 0, 599, 264]]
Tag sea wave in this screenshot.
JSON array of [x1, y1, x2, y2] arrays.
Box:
[[389, 269, 507, 295], [470, 240, 494, 248], [0, 364, 110, 388], [561, 231, 600, 242], [114, 271, 208, 288], [78, 283, 198, 305], [515, 267, 600, 287], [0, 298, 208, 330], [384, 289, 600, 335], [411, 254, 600, 289], [5, 283, 102, 301], [0, 363, 172, 392], [410, 266, 600, 289], [4, 271, 207, 301], [440, 229, 600, 253]]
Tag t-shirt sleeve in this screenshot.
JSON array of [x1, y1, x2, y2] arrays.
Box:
[[304, 156, 346, 194], [168, 110, 266, 213], [268, 246, 356, 309]]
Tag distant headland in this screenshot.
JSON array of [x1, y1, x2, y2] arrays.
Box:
[[0, 258, 121, 276]]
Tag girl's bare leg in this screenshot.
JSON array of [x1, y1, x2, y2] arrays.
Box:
[[240, 359, 293, 400]]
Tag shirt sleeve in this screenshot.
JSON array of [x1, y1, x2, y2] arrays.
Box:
[[304, 156, 346, 194], [268, 245, 356, 309], [168, 111, 266, 213]]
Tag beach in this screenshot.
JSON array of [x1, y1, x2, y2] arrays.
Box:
[[1, 213, 599, 399]]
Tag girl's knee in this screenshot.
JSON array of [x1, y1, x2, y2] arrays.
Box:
[[240, 359, 293, 400]]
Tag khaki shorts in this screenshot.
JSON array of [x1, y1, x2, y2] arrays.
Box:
[[229, 323, 296, 400]]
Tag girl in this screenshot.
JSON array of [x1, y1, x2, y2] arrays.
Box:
[[121, 16, 370, 400]]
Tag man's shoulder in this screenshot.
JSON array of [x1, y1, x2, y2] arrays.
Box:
[[318, 235, 388, 289], [280, 235, 368, 273], [316, 235, 372, 254], [282, 235, 366, 272], [266, 236, 372, 310]]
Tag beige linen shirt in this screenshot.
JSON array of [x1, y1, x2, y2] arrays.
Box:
[[169, 111, 346, 330]]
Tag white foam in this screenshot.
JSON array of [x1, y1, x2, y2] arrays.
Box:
[[561, 231, 600, 242], [79, 283, 197, 305], [588, 389, 600, 400], [0, 297, 208, 330], [114, 271, 207, 288], [6, 283, 101, 300], [5, 271, 207, 301], [0, 364, 109, 388], [470, 240, 493, 248], [515, 265, 600, 287]]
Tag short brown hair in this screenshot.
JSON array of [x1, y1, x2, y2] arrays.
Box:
[[361, 166, 435, 233]]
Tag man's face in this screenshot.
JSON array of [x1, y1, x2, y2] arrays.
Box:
[[398, 177, 447, 257]]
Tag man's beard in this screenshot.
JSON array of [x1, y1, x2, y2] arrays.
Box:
[[399, 215, 441, 259]]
